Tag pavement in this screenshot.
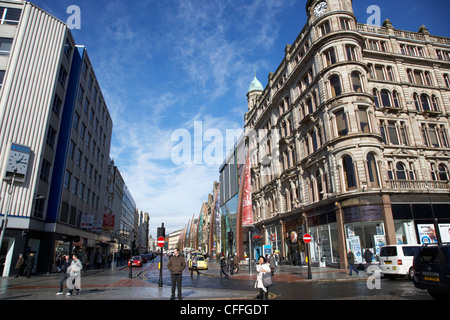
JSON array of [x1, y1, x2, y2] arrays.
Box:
[[0, 258, 370, 301]]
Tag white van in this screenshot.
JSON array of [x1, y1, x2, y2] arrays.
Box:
[[378, 245, 421, 279]]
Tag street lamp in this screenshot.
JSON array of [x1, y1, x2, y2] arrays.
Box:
[[425, 183, 442, 244]]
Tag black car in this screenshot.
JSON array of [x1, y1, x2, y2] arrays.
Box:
[[413, 243, 450, 300]]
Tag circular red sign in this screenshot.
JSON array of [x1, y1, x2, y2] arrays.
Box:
[[157, 236, 165, 247], [303, 234, 312, 243]]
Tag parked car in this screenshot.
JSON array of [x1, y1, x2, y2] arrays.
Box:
[[188, 254, 208, 270], [140, 254, 147, 263], [413, 243, 450, 300], [128, 256, 143, 267], [378, 245, 421, 279]]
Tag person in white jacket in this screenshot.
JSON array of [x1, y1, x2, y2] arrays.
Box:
[[254, 256, 271, 300], [66, 254, 83, 296]]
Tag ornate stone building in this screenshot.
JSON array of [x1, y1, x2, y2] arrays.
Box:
[[244, 0, 450, 269]]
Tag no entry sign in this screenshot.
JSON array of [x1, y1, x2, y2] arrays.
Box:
[[303, 234, 312, 243], [157, 236, 165, 247]]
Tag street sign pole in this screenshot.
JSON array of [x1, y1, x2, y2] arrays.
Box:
[[157, 223, 165, 288], [303, 234, 312, 280]]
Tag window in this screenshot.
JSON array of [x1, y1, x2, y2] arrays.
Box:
[[335, 109, 348, 136], [52, 95, 62, 117], [319, 21, 331, 36], [46, 126, 57, 149], [421, 123, 447, 147], [358, 107, 370, 133], [380, 120, 409, 145], [0, 7, 21, 25], [340, 18, 352, 30], [373, 89, 400, 108], [351, 72, 362, 92], [343, 155, 357, 190], [401, 44, 426, 57], [72, 177, 78, 195], [367, 153, 380, 187], [323, 48, 337, 67], [395, 162, 407, 180], [444, 74, 450, 88], [0, 38, 13, 55], [58, 67, 67, 86], [345, 45, 357, 61], [436, 49, 450, 61], [438, 164, 449, 181], [367, 39, 387, 52], [380, 90, 391, 107], [329, 75, 342, 97], [40, 159, 51, 183], [0, 70, 4, 88]]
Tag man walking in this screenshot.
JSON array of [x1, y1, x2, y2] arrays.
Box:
[[56, 255, 71, 295], [347, 250, 359, 276], [167, 248, 186, 300]]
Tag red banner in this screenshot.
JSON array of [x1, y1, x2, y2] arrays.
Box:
[[242, 153, 253, 226]]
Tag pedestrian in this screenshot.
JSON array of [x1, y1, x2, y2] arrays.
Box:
[[220, 254, 229, 279], [269, 254, 276, 276], [363, 248, 373, 264], [233, 253, 240, 274], [25, 253, 35, 278], [293, 250, 299, 266], [167, 248, 186, 300], [82, 253, 88, 272], [347, 250, 359, 276], [227, 254, 233, 275], [66, 254, 83, 296], [190, 256, 201, 277], [254, 256, 271, 300], [56, 255, 71, 295], [14, 254, 24, 278]]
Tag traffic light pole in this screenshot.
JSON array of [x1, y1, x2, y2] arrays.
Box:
[[158, 223, 165, 288]]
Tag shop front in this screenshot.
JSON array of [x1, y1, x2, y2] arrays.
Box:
[[307, 211, 340, 267]]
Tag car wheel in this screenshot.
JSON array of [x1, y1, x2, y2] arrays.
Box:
[[408, 267, 414, 280]]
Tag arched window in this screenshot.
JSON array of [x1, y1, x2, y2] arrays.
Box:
[[367, 153, 380, 187], [329, 75, 342, 97], [393, 91, 401, 108], [431, 95, 440, 111], [373, 89, 380, 108], [380, 90, 391, 107], [395, 162, 407, 180], [343, 155, 357, 190], [316, 171, 323, 200], [420, 94, 431, 111], [438, 164, 449, 181], [335, 109, 349, 137], [351, 72, 362, 92]]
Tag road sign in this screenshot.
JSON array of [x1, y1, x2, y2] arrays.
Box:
[[157, 236, 165, 247], [303, 233, 312, 243]]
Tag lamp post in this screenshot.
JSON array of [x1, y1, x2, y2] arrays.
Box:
[[425, 183, 442, 244]]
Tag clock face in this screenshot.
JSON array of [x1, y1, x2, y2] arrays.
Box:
[[7, 151, 30, 175], [314, 1, 328, 17]]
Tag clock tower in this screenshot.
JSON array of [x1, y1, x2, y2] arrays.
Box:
[[306, 0, 354, 23]]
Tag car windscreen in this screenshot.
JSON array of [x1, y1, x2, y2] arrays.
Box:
[[402, 246, 420, 256], [380, 247, 397, 257], [196, 256, 205, 261]]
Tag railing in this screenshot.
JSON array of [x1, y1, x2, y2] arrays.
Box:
[[385, 180, 449, 191]]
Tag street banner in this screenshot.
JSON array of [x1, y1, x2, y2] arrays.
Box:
[[242, 152, 253, 226], [102, 213, 115, 231]]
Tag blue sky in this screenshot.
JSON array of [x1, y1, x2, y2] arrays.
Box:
[[30, 0, 450, 236]]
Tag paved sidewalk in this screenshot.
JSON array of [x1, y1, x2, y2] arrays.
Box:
[[0, 260, 370, 300]]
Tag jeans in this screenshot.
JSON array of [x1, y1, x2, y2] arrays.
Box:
[[349, 263, 359, 275], [171, 274, 182, 299]]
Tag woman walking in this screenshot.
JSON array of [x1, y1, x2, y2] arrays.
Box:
[[254, 256, 271, 300]]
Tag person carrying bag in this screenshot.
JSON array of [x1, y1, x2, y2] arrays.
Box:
[[254, 256, 273, 300]]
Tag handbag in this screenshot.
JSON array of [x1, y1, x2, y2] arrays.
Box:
[[262, 272, 274, 287]]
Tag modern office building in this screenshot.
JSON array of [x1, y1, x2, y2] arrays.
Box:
[[0, 1, 113, 275], [244, 0, 450, 269]]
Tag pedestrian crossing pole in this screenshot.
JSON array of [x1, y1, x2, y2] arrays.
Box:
[[157, 223, 165, 288]]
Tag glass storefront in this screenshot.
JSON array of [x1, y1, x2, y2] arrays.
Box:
[[308, 211, 340, 266]]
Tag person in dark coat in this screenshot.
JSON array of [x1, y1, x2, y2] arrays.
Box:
[[363, 249, 373, 264], [220, 254, 229, 279], [25, 253, 35, 278], [167, 248, 186, 300], [14, 254, 24, 278], [56, 255, 71, 295], [347, 250, 359, 276]]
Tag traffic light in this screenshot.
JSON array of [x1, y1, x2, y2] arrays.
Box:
[[157, 225, 165, 238]]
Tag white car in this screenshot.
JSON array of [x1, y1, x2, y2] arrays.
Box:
[[378, 245, 421, 279]]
